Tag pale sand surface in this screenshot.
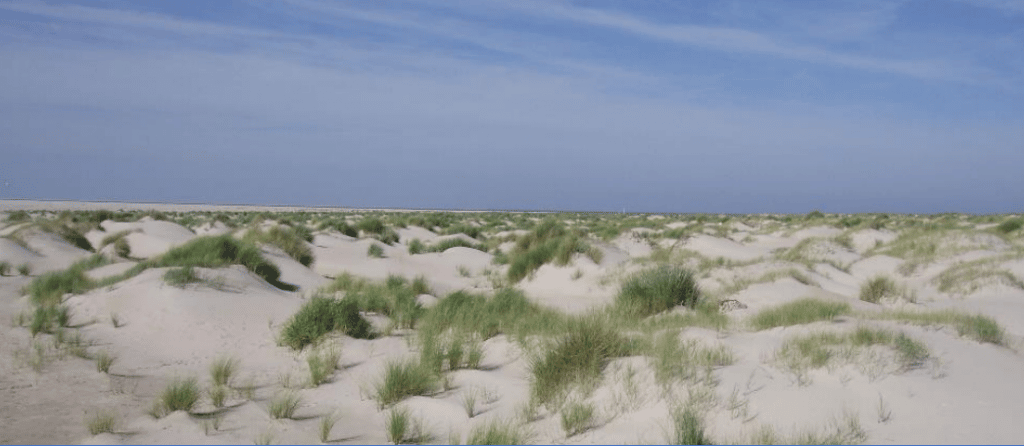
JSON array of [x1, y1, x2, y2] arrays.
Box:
[[1, 201, 1024, 444]]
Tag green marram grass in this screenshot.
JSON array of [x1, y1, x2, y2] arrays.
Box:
[[859, 276, 898, 303], [528, 314, 634, 409], [85, 409, 118, 435], [507, 219, 602, 282], [243, 225, 315, 266], [649, 330, 734, 387], [776, 327, 930, 374], [279, 296, 373, 350], [163, 266, 203, 288], [465, 419, 528, 445], [268, 391, 302, 419], [209, 355, 240, 387], [374, 359, 440, 408], [615, 265, 702, 318], [156, 377, 201, 415], [385, 406, 429, 444], [749, 298, 850, 330], [560, 401, 596, 437], [367, 243, 385, 258], [869, 309, 1005, 345]]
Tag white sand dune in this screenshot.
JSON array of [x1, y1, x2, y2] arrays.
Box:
[[3, 203, 1024, 444], [99, 219, 197, 259]]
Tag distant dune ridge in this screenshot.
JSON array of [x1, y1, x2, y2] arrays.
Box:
[[1, 200, 1023, 444]]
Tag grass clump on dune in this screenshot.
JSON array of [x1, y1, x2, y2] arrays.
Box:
[[669, 406, 711, 445], [155, 377, 201, 416], [507, 219, 602, 282], [560, 401, 596, 437], [426, 238, 486, 253], [859, 276, 898, 303], [367, 243, 385, 258], [374, 359, 441, 408], [615, 265, 702, 318], [871, 309, 1005, 345], [322, 273, 425, 330], [268, 391, 302, 419], [385, 406, 430, 444], [244, 226, 315, 267], [995, 218, 1022, 234], [650, 330, 734, 387], [407, 238, 426, 255], [417, 288, 565, 341], [85, 409, 118, 435], [150, 235, 283, 286], [280, 296, 373, 350], [163, 266, 202, 288], [529, 314, 634, 409], [777, 327, 930, 375], [209, 355, 240, 387], [466, 419, 528, 445], [749, 298, 850, 330]]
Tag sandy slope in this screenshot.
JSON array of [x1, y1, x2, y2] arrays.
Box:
[[1, 203, 1023, 444]]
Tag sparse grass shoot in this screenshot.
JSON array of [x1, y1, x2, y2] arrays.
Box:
[[85, 409, 118, 435], [560, 401, 596, 437], [385, 406, 429, 444], [210, 355, 240, 387], [268, 391, 302, 419], [95, 350, 116, 373]]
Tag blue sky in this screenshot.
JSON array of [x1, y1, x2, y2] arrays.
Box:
[[1, 0, 1022, 213]]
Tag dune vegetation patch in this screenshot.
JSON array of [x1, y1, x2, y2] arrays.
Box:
[[321, 273, 427, 330], [243, 225, 315, 267], [528, 314, 636, 409], [615, 265, 703, 318], [776, 327, 931, 382], [425, 237, 487, 253], [507, 219, 602, 282], [932, 258, 1024, 295], [870, 309, 1005, 345], [749, 298, 850, 330], [374, 358, 441, 408], [279, 296, 373, 350]]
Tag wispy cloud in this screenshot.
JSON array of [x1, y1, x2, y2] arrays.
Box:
[[0, 0, 1021, 211]]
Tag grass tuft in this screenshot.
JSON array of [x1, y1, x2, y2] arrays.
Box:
[[268, 391, 302, 419], [529, 314, 632, 408], [859, 276, 897, 304], [85, 409, 118, 435], [749, 298, 850, 330], [320, 412, 338, 443], [616, 265, 702, 318], [164, 266, 202, 288], [367, 243, 385, 258], [280, 296, 373, 350], [210, 355, 240, 387], [385, 406, 430, 444], [95, 350, 116, 374], [560, 401, 596, 437], [466, 419, 527, 445], [374, 359, 440, 408], [670, 406, 711, 445], [160, 377, 201, 414], [307, 345, 341, 387]]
